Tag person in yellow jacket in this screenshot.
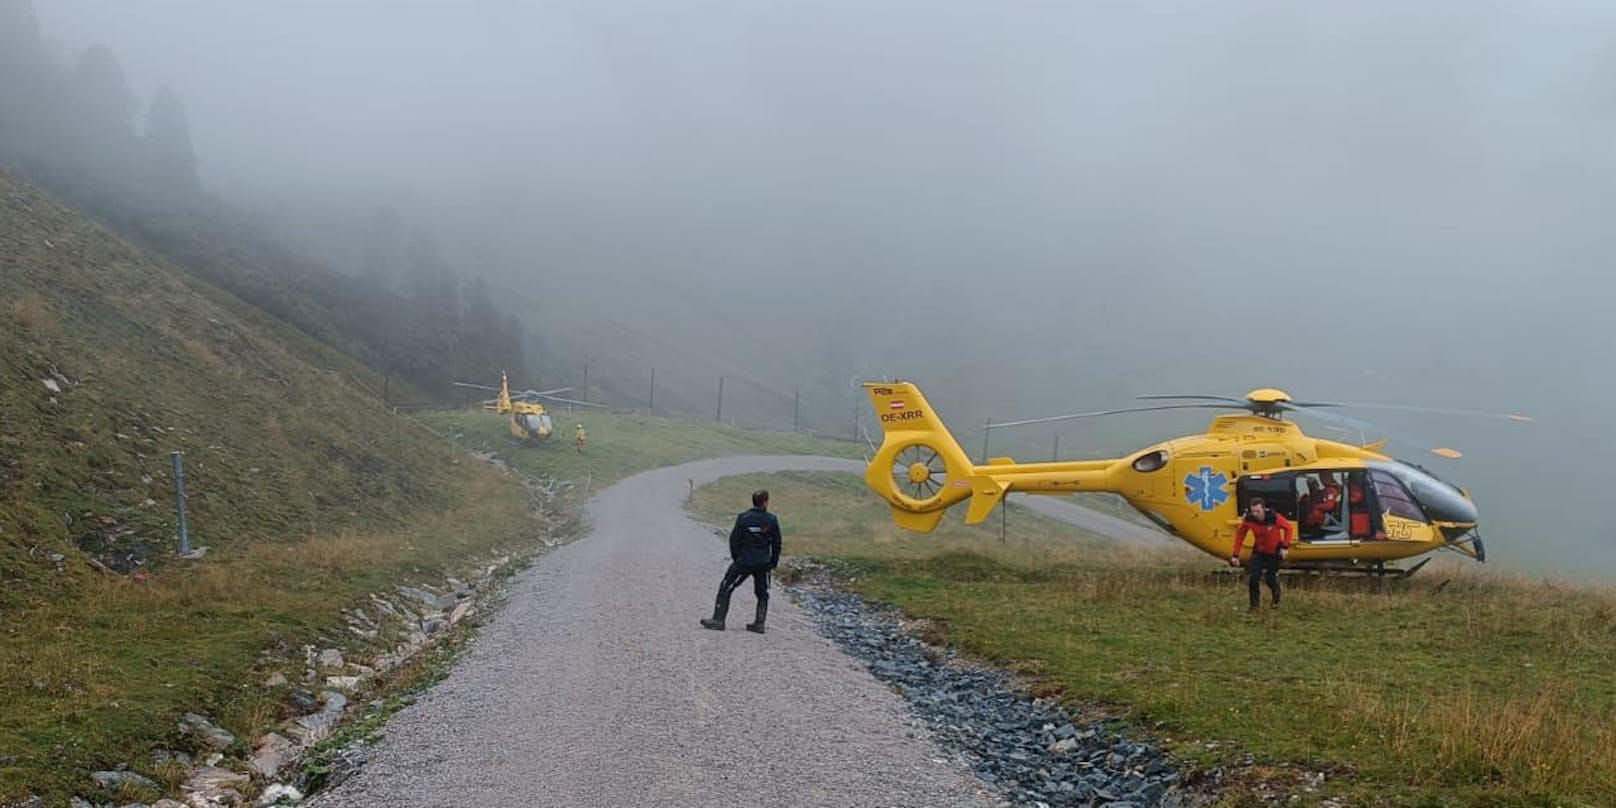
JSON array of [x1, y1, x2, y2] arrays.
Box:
[[574, 423, 587, 454]]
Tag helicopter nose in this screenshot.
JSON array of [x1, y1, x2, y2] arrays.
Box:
[[1416, 487, 1478, 524], [1403, 471, 1478, 523]]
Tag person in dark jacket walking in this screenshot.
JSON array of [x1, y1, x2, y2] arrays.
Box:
[[700, 489, 781, 633], [1230, 497, 1293, 611]]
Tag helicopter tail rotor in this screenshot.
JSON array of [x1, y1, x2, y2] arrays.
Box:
[[863, 382, 977, 532]]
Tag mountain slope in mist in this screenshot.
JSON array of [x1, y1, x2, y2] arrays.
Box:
[[0, 171, 459, 603]]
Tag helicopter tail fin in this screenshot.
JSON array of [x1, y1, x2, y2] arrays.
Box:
[[863, 382, 979, 532], [496, 370, 514, 414]]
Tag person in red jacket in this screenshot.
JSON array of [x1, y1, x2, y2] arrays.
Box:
[[1230, 497, 1293, 611], [1304, 472, 1342, 534]]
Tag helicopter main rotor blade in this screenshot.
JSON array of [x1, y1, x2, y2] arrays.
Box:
[[1287, 400, 1532, 422], [987, 403, 1245, 430], [515, 387, 574, 398], [1284, 406, 1463, 459], [536, 395, 609, 409], [1136, 394, 1247, 403]]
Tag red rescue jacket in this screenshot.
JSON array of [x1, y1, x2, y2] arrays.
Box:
[[1306, 484, 1340, 527], [1233, 512, 1294, 556]]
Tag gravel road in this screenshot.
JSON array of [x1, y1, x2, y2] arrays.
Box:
[[311, 456, 998, 808], [310, 455, 1168, 807]]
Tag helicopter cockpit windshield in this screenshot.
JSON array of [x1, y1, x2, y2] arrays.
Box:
[[1368, 460, 1477, 525]]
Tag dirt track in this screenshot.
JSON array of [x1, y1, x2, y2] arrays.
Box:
[[311, 456, 998, 807]]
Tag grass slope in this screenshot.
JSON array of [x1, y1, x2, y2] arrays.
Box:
[[691, 471, 1616, 808], [0, 173, 542, 802]]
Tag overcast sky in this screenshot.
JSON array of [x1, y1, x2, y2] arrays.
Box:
[[34, 1, 1616, 574]]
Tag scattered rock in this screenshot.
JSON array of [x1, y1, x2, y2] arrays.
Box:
[[394, 586, 442, 611], [255, 783, 303, 806], [249, 733, 297, 778], [149, 749, 194, 768], [324, 675, 362, 691], [289, 691, 347, 744], [180, 713, 236, 751], [182, 765, 250, 806], [315, 648, 344, 669], [42, 378, 60, 393], [448, 601, 471, 626], [90, 769, 159, 791], [287, 687, 318, 713], [153, 800, 189, 808], [178, 547, 209, 560], [264, 671, 288, 687]]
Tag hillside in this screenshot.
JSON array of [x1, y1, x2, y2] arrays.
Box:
[[0, 171, 461, 597], [0, 171, 549, 801]]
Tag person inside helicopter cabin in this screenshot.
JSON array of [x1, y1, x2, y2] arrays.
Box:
[[1345, 471, 1386, 540], [1303, 472, 1342, 535], [1231, 497, 1293, 611]]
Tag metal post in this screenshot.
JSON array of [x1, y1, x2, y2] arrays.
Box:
[[648, 367, 656, 412], [981, 418, 992, 463], [1000, 498, 1007, 544], [1053, 434, 1060, 462], [716, 377, 725, 422], [171, 451, 191, 555], [582, 357, 590, 404], [793, 388, 800, 432]]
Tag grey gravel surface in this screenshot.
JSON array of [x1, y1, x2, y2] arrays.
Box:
[[310, 455, 1000, 808], [794, 584, 1206, 808]]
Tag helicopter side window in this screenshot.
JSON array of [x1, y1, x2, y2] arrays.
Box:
[[1369, 470, 1427, 523]]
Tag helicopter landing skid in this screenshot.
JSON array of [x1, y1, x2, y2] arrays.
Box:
[[1214, 558, 1431, 580]]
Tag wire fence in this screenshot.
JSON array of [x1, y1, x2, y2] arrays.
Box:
[[371, 366, 877, 452]]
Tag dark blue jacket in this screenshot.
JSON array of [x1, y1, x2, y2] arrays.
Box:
[[729, 507, 781, 568]]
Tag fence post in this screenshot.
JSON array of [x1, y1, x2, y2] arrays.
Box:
[[716, 376, 725, 423], [793, 388, 800, 432], [648, 367, 656, 412], [981, 418, 992, 463], [171, 451, 191, 555]]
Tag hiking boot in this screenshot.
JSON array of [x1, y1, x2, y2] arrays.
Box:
[[744, 601, 768, 634], [700, 617, 725, 631]]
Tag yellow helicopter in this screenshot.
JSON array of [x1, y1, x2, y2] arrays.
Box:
[[863, 382, 1530, 573], [453, 371, 605, 445]]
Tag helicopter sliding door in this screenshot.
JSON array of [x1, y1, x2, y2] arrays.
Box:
[[1239, 470, 1387, 544]]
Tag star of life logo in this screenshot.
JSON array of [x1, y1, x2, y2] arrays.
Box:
[[1184, 466, 1229, 511]]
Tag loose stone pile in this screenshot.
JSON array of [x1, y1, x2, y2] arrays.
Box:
[[792, 584, 1212, 808]]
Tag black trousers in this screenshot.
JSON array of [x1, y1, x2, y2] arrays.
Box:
[[712, 562, 770, 619], [1247, 552, 1282, 607]]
